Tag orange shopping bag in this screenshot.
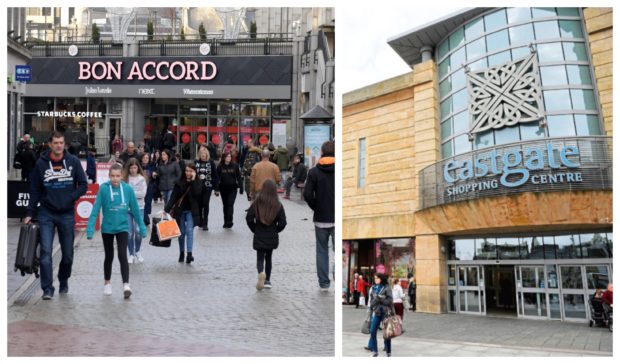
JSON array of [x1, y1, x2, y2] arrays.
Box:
[[156, 213, 182, 241]]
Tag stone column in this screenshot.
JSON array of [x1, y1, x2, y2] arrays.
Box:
[[415, 234, 448, 313]]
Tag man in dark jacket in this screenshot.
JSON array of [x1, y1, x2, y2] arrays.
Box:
[[24, 131, 88, 300], [19, 142, 38, 182], [162, 129, 176, 152], [283, 154, 307, 200], [119, 141, 141, 164], [303, 140, 335, 291]]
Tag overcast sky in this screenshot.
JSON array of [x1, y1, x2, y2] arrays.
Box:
[[340, 7, 461, 94]]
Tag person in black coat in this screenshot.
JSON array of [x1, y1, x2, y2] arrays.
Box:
[[164, 162, 203, 264], [246, 179, 287, 290], [216, 152, 242, 228], [283, 154, 307, 199], [20, 142, 38, 182]]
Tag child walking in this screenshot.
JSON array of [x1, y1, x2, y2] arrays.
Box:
[[87, 164, 147, 298], [246, 179, 287, 290], [123, 158, 148, 263]]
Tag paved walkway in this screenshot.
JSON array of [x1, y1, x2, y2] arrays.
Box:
[[8, 188, 335, 356], [343, 305, 612, 356]]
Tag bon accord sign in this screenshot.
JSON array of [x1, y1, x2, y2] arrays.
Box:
[[418, 137, 613, 210]]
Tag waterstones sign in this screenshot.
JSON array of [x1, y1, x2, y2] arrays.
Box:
[[418, 137, 613, 210]]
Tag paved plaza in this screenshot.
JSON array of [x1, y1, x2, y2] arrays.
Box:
[[8, 188, 335, 356]]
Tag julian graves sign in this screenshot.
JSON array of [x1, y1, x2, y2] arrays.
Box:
[[417, 137, 612, 209]]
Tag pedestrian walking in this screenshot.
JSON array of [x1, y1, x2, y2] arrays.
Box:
[[153, 149, 181, 204], [364, 273, 394, 357], [392, 278, 405, 321], [119, 141, 142, 164], [162, 129, 176, 152], [123, 158, 148, 264], [283, 154, 307, 200], [87, 164, 146, 298], [303, 141, 335, 290], [250, 149, 281, 199], [408, 277, 417, 311], [246, 180, 287, 290], [351, 272, 370, 308], [109, 150, 124, 167], [86, 147, 97, 184], [164, 162, 203, 264], [273, 145, 290, 191], [24, 131, 88, 300], [111, 135, 124, 155], [19, 142, 37, 182], [242, 139, 261, 201], [217, 152, 242, 228], [195, 148, 220, 231], [141, 153, 155, 226]]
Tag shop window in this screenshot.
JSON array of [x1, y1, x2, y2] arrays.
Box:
[[532, 7, 557, 18], [537, 42, 564, 62], [465, 18, 485, 41], [240, 102, 270, 117], [466, 37, 487, 61], [555, 234, 581, 259], [560, 266, 583, 289], [507, 8, 532, 23], [540, 65, 568, 86], [271, 102, 291, 117], [484, 9, 507, 33], [585, 266, 610, 290], [358, 138, 366, 188], [547, 115, 576, 137], [509, 23, 535, 45], [562, 42, 588, 61], [580, 233, 610, 258], [566, 65, 592, 85], [454, 239, 475, 261], [486, 30, 510, 53], [534, 20, 560, 39], [497, 237, 520, 259], [475, 238, 497, 260], [542, 236, 557, 259], [559, 20, 583, 38], [546, 265, 559, 289]]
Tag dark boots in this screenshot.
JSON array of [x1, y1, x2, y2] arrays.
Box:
[[186, 252, 194, 264], [178, 251, 184, 263]]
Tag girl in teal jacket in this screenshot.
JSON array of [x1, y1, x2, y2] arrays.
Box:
[[87, 164, 146, 298]]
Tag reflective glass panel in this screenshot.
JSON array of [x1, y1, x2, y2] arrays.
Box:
[[574, 115, 601, 136], [454, 134, 471, 155], [475, 238, 497, 260], [537, 43, 564, 62], [452, 69, 466, 91], [441, 119, 452, 141], [547, 265, 559, 289], [453, 111, 469, 134], [547, 114, 576, 137], [452, 88, 468, 112], [440, 77, 451, 95], [486, 30, 510, 52], [544, 90, 572, 111], [497, 237, 520, 259], [556, 235, 581, 259], [466, 37, 487, 61], [549, 293, 561, 319], [484, 9, 507, 33], [563, 42, 588, 61], [557, 8, 580, 17], [449, 27, 465, 49], [520, 236, 545, 259], [474, 129, 493, 149], [543, 236, 557, 259], [449, 265, 456, 285], [580, 233, 610, 258], [534, 20, 560, 39], [570, 89, 596, 110], [459, 291, 466, 311], [563, 294, 586, 318], [540, 65, 568, 86], [438, 40, 450, 61], [566, 65, 592, 85], [509, 23, 535, 45], [494, 125, 520, 145], [606, 233, 613, 258], [523, 293, 543, 316], [585, 266, 609, 290], [465, 17, 485, 41], [488, 51, 512, 67], [532, 8, 557, 18], [507, 8, 531, 23], [469, 58, 488, 71], [559, 20, 584, 38], [520, 123, 546, 140], [512, 47, 531, 59], [440, 96, 452, 119], [521, 267, 537, 288], [450, 47, 466, 70], [466, 291, 480, 312], [561, 266, 583, 289], [442, 141, 452, 158], [455, 239, 475, 260], [466, 267, 478, 286], [439, 59, 450, 79]]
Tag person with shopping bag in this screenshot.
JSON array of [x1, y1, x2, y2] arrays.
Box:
[[363, 273, 394, 357], [87, 164, 146, 298], [164, 162, 203, 264]]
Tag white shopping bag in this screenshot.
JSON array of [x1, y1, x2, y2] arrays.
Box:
[[359, 295, 366, 306]]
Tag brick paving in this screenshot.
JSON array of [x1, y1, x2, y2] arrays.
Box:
[[342, 305, 612, 356], [8, 188, 335, 356]]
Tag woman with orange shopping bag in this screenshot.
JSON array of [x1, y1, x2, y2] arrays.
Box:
[[87, 164, 146, 298], [164, 162, 203, 264]]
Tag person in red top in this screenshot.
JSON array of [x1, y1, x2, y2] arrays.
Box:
[[349, 272, 371, 308], [601, 283, 613, 306]]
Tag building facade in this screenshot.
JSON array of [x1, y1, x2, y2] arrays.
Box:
[[13, 7, 333, 168], [343, 7, 612, 323]]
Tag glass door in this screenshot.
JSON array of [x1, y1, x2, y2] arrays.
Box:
[[516, 266, 548, 319], [559, 265, 588, 321], [179, 117, 207, 161], [456, 265, 485, 315]]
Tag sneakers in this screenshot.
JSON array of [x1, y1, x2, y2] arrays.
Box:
[[128, 255, 135, 264], [104, 283, 112, 296], [264, 280, 272, 289], [123, 283, 132, 299], [256, 272, 266, 290], [42, 292, 53, 300], [59, 281, 69, 294], [136, 252, 144, 263], [320, 287, 329, 292], [371, 353, 378, 357]]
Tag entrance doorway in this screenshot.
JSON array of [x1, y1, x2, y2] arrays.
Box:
[[484, 265, 517, 317]]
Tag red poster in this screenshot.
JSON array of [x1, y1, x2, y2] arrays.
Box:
[[231, 135, 238, 144], [259, 135, 269, 145], [182, 133, 191, 144], [208, 126, 225, 133], [242, 135, 251, 143], [257, 127, 270, 134], [212, 134, 221, 144], [240, 127, 252, 133], [74, 184, 100, 231], [197, 133, 207, 144]]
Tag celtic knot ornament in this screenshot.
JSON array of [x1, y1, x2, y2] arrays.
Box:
[[467, 52, 543, 136]]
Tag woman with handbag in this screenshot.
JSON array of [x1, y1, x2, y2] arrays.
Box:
[[86, 164, 146, 298], [392, 278, 406, 321], [164, 162, 203, 264], [364, 273, 394, 357], [246, 179, 287, 290], [216, 152, 242, 228], [153, 149, 181, 205]]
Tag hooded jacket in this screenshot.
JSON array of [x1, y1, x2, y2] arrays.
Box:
[[303, 156, 335, 223], [273, 147, 290, 171], [86, 181, 146, 239], [27, 150, 88, 217]]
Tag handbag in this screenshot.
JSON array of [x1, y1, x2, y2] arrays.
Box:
[[382, 305, 403, 340], [170, 184, 192, 218], [156, 213, 182, 241], [361, 311, 371, 334], [149, 216, 171, 247], [359, 295, 366, 307]]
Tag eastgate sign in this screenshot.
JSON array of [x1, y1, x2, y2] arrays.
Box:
[[78, 60, 217, 81], [443, 143, 582, 197]]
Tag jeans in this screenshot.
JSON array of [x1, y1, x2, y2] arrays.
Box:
[[220, 187, 237, 226], [256, 248, 273, 280], [38, 207, 75, 295], [127, 209, 144, 255], [284, 177, 295, 196], [315, 226, 335, 288], [144, 183, 155, 224], [162, 189, 172, 205], [178, 210, 194, 253], [201, 188, 212, 227], [368, 313, 391, 354], [280, 171, 287, 187], [102, 232, 129, 283]]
